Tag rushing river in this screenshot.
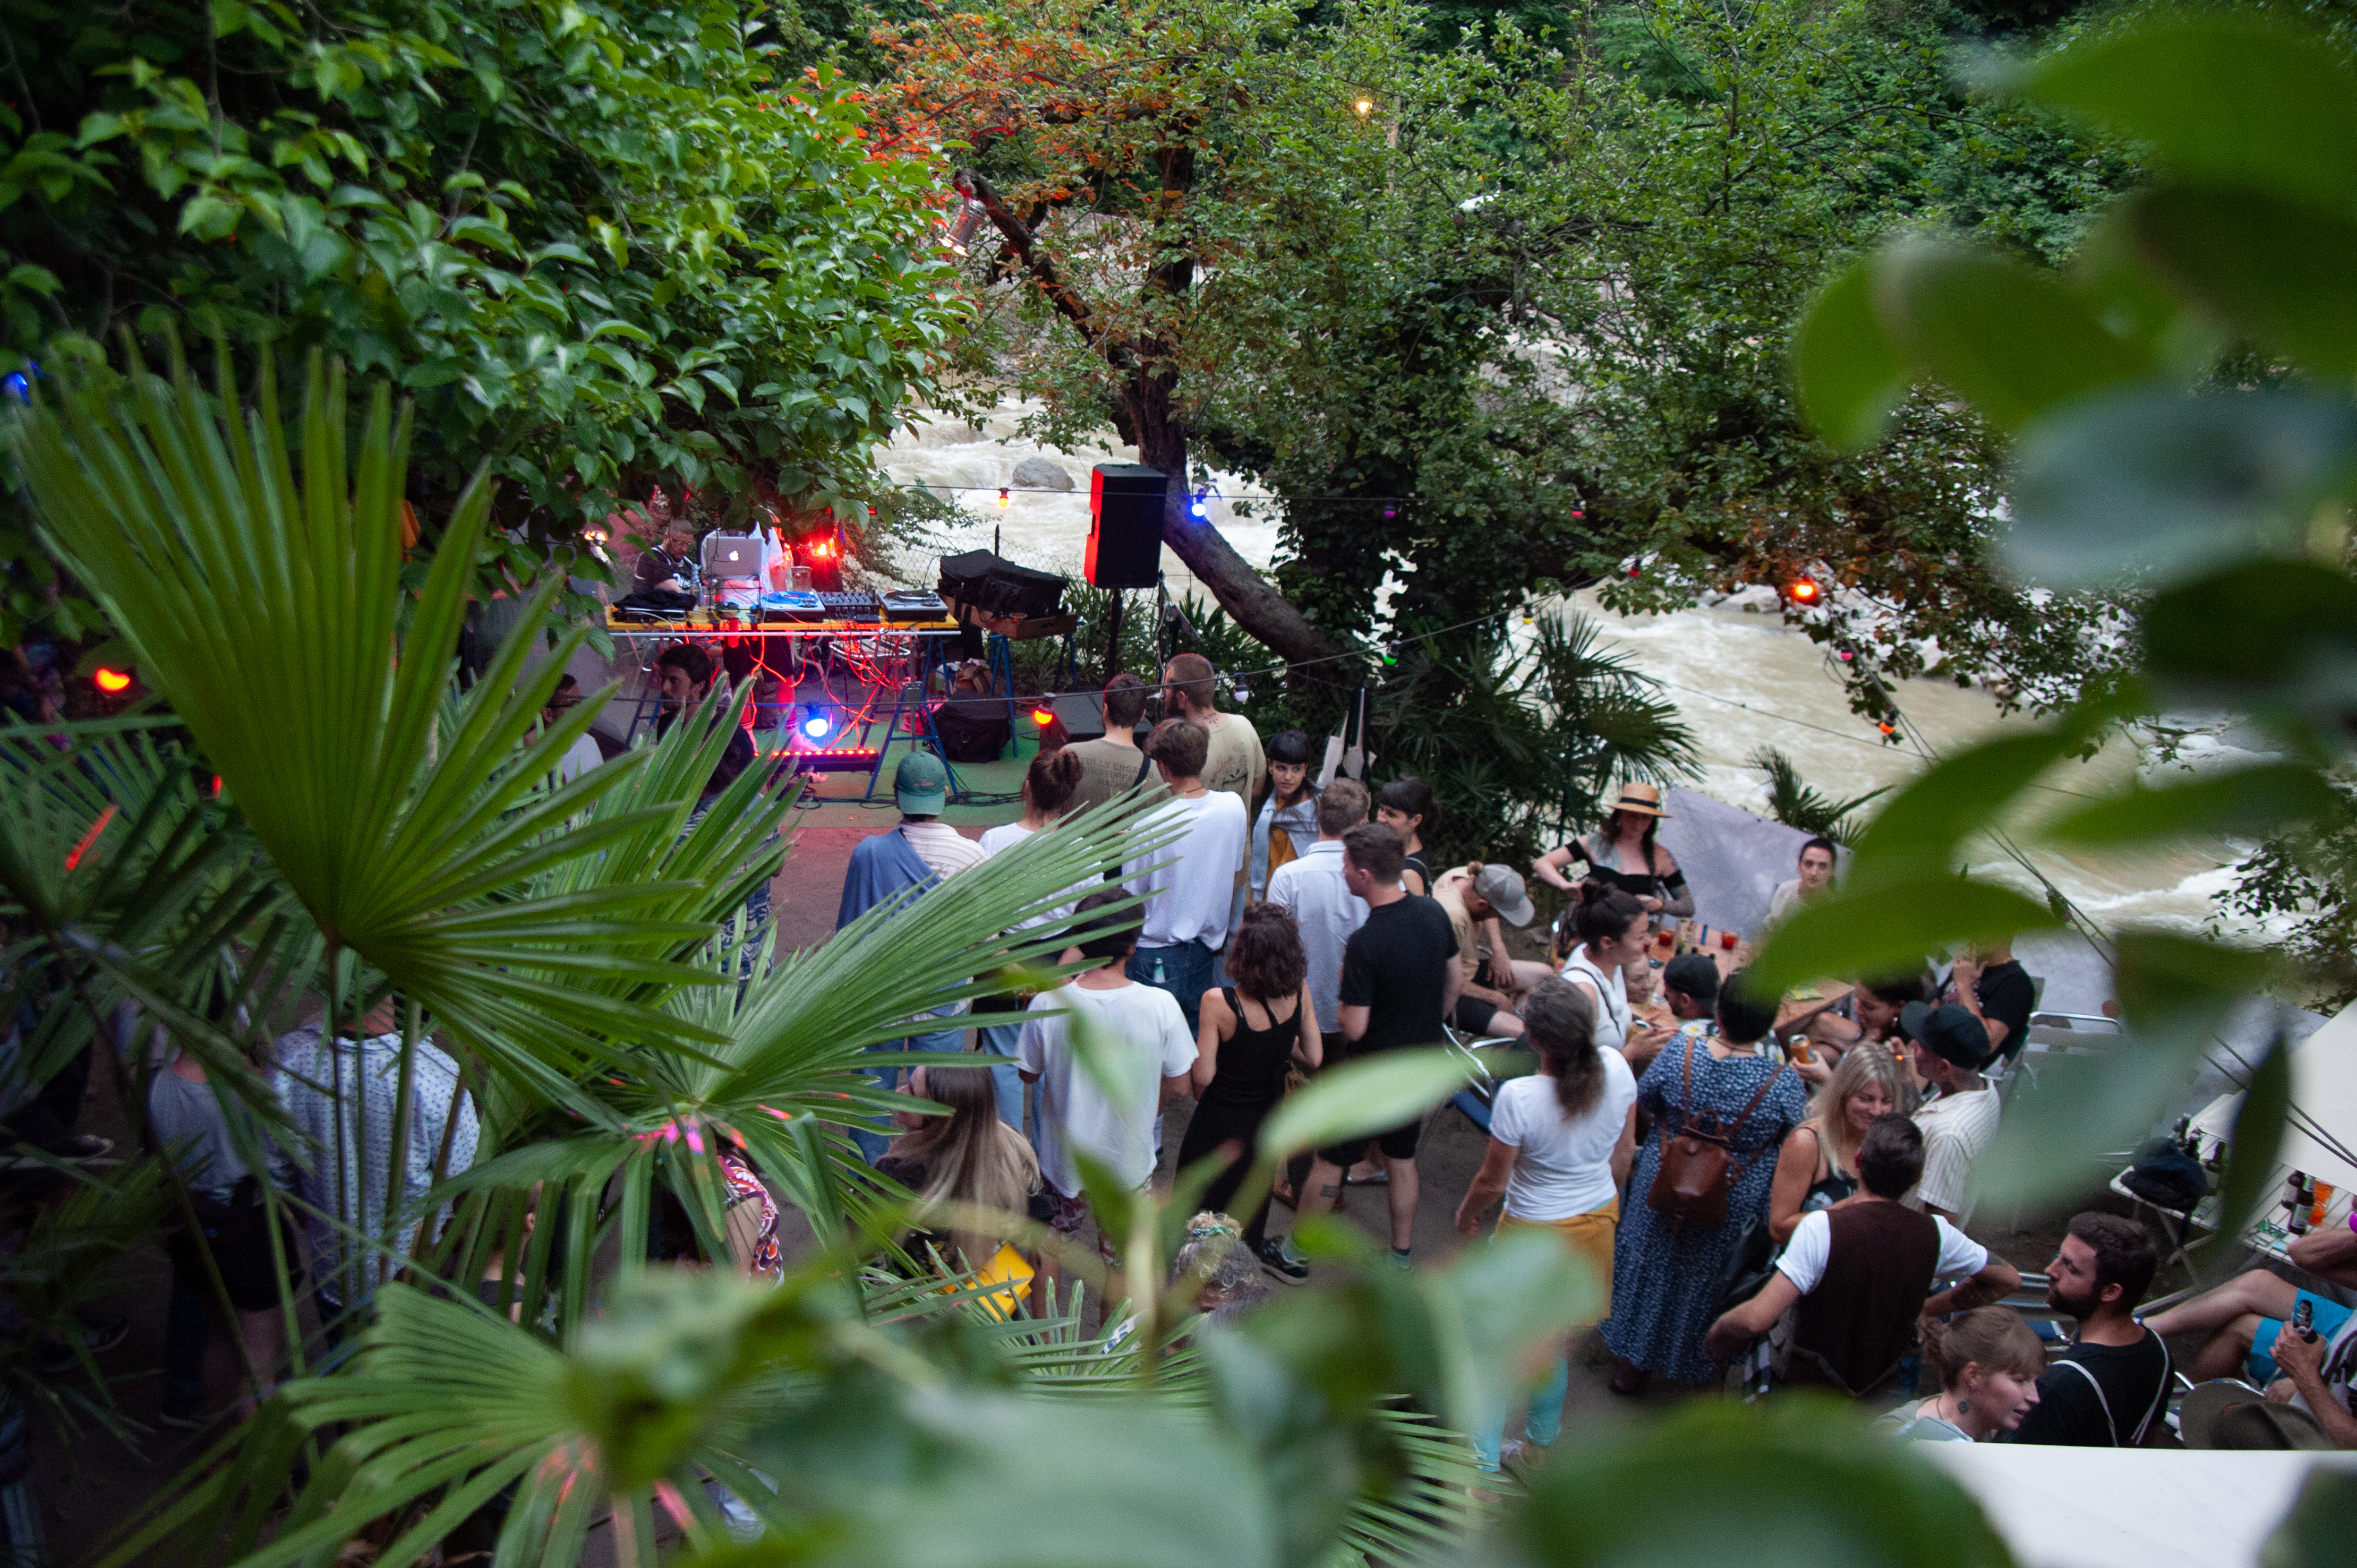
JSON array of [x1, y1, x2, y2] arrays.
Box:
[[877, 400, 2252, 939]]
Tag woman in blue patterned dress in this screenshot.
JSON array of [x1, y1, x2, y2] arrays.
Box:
[[1602, 971, 1806, 1392]]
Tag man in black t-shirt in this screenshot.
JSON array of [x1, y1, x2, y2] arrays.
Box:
[[2013, 1212, 2172, 1447], [1951, 940, 2035, 1062], [1260, 823, 1462, 1282]]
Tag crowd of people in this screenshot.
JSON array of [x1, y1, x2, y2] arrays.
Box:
[[33, 650, 2352, 1476], [807, 665, 2357, 1473]]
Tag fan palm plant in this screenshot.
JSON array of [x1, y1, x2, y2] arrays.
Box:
[[7, 345, 1556, 1568]]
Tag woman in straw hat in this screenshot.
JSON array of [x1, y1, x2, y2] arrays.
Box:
[[1531, 782, 1694, 919]]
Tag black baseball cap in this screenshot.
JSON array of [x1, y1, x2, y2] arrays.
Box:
[[1899, 1001, 1994, 1070]]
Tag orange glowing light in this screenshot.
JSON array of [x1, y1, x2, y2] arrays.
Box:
[[1787, 578, 1822, 605], [94, 667, 132, 693], [1032, 707, 1055, 727]]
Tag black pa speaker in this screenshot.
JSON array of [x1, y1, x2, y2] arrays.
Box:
[[1088, 465, 1166, 590], [1049, 691, 1107, 743]]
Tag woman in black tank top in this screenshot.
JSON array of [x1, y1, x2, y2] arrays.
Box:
[[1176, 906, 1321, 1249]]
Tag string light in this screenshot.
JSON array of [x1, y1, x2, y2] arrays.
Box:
[[1787, 577, 1823, 605], [94, 667, 132, 693], [801, 712, 832, 740], [1031, 705, 1055, 727], [997, 487, 1011, 510], [1353, 96, 1374, 115], [1190, 488, 1208, 518]]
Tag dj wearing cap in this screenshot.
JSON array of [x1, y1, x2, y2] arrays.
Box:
[[1430, 862, 1543, 1041], [1899, 1001, 2001, 1224]]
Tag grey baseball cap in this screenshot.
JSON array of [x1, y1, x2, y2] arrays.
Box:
[[1473, 863, 1535, 927]]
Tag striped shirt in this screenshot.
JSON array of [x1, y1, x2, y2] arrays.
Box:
[[1908, 1083, 2001, 1224]]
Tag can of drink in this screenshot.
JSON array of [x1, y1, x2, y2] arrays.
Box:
[[2295, 1297, 2316, 1342]]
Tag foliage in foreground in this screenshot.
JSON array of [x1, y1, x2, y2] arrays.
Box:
[[1758, 6, 2357, 1227]]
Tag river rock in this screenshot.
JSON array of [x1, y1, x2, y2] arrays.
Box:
[[1012, 457, 1074, 492]]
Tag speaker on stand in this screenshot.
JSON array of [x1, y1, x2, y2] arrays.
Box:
[[1088, 464, 1166, 679]]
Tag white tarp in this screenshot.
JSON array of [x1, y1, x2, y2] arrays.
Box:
[[1923, 1447, 2347, 1568], [2191, 999, 2357, 1195]]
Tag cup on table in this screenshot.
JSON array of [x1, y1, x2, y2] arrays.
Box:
[[1719, 930, 1737, 951]]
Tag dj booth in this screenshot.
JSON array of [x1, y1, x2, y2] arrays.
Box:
[[604, 545, 1084, 803]]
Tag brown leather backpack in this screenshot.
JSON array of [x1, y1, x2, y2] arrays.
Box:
[[1645, 1039, 1788, 1233]]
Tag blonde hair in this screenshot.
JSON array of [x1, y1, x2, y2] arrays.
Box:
[[891, 1064, 1040, 1264], [1806, 1042, 1915, 1178]]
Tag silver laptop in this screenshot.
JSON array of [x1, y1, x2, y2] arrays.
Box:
[[701, 532, 761, 578]]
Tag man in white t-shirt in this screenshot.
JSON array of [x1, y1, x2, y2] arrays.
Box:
[[1018, 890, 1197, 1278], [537, 674, 604, 785], [1263, 778, 1369, 1035], [1121, 718, 1248, 1036], [1705, 1115, 2017, 1394], [1898, 1001, 2002, 1224]]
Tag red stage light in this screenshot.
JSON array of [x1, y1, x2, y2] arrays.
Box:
[[1787, 578, 1822, 605], [94, 667, 132, 693]]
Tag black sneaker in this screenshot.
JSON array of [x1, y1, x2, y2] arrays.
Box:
[[1256, 1237, 1309, 1285]]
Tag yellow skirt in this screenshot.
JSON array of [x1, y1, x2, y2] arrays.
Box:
[[1500, 1198, 1618, 1330]]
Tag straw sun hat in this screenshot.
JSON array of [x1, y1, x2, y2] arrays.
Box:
[[1606, 782, 1670, 818]]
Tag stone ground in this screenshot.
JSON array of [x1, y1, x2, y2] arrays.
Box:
[[33, 810, 2150, 1564]]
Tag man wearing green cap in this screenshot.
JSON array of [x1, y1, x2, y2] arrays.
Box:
[[835, 750, 985, 1161]]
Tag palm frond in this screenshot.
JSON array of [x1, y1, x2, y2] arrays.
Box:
[[7, 345, 746, 1119], [1749, 745, 1886, 845]]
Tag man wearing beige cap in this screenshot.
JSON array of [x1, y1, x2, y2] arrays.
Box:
[[1432, 861, 1544, 1040]]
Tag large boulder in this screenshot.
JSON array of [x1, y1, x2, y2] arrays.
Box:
[[1011, 456, 1074, 492]]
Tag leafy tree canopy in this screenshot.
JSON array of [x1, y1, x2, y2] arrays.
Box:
[[0, 0, 965, 641]]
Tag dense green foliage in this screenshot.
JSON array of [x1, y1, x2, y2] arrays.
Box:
[[1761, 10, 2357, 1225], [0, 0, 962, 640]]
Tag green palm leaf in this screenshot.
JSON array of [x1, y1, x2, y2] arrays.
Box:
[[6, 346, 741, 1116]]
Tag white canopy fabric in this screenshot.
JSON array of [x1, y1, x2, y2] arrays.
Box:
[[2191, 999, 2357, 1195], [1923, 1447, 2349, 1568]]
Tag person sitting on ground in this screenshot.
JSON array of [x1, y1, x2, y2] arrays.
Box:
[[1431, 862, 1542, 1041], [1900, 1001, 2001, 1224], [2140, 1214, 2357, 1449], [1557, 889, 1650, 1059], [1601, 970, 1806, 1394], [1766, 1043, 1914, 1244], [1266, 824, 1461, 1280], [1875, 1306, 2046, 1442], [1803, 973, 1931, 1082], [633, 516, 699, 595], [1947, 938, 2036, 1064], [1765, 836, 1838, 927], [1374, 776, 1439, 897], [1065, 672, 1164, 815], [1708, 1115, 2018, 1395], [1172, 1212, 1275, 1329], [878, 1063, 1050, 1314], [1176, 903, 1321, 1258], [2012, 1212, 2173, 1447], [1454, 978, 1637, 1473], [1123, 719, 1250, 1037], [1529, 783, 1694, 919], [1017, 890, 1197, 1286], [1250, 730, 1320, 901]]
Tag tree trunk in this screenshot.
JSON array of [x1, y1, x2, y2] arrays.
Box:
[[1123, 376, 1342, 669]]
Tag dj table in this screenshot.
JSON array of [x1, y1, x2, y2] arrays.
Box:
[[604, 610, 969, 802]]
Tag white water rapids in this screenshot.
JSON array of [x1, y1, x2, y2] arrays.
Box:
[[876, 399, 2256, 940]]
